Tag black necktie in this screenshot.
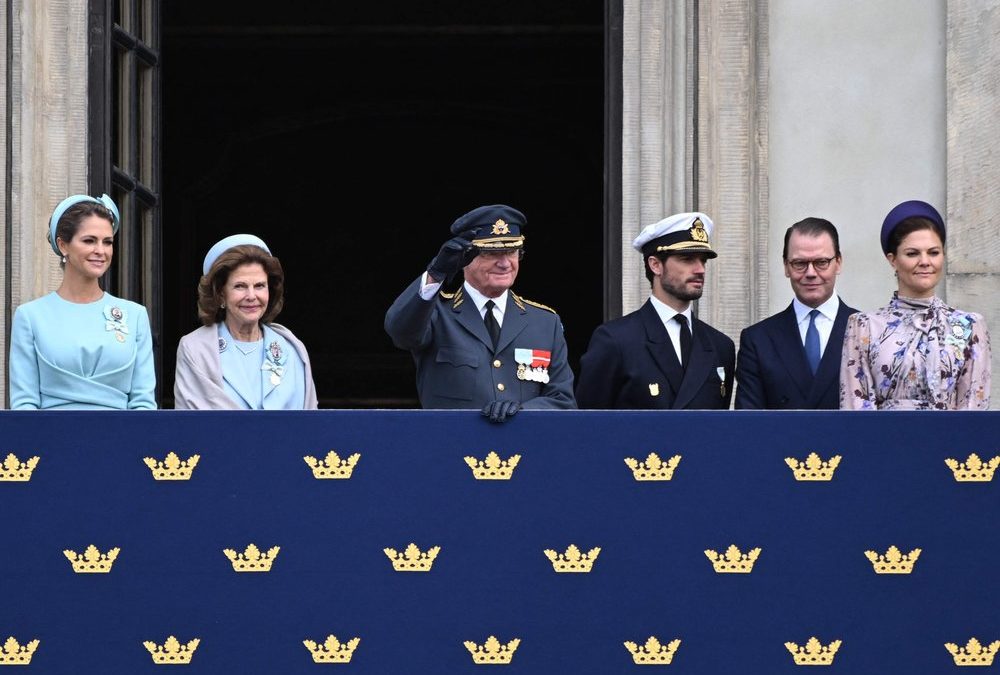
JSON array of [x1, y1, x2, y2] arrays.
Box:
[[483, 300, 500, 349], [675, 314, 692, 368]]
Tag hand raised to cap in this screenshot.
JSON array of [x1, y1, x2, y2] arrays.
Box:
[[427, 231, 476, 282], [481, 399, 521, 424]]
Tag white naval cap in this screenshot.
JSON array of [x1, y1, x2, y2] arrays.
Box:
[[632, 212, 717, 258]]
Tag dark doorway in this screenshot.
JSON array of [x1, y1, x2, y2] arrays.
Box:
[[161, 2, 604, 407]]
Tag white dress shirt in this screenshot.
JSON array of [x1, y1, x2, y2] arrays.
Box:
[[792, 295, 840, 357], [649, 295, 693, 365]]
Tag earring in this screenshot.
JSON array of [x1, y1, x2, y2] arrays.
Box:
[[61, 255, 66, 264], [221, 302, 226, 308]]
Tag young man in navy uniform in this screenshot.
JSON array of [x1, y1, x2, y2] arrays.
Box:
[[735, 217, 857, 409], [385, 204, 575, 423], [576, 212, 735, 409]]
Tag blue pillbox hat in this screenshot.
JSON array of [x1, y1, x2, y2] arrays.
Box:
[[880, 200, 945, 254], [202, 234, 271, 275]]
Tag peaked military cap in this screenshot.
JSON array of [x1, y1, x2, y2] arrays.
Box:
[[633, 212, 717, 258], [450, 204, 526, 250]]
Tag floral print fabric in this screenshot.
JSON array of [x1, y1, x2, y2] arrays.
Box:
[[840, 293, 991, 410]]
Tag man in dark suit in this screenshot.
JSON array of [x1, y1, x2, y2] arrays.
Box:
[[735, 217, 857, 409], [385, 204, 575, 423], [576, 212, 735, 409]]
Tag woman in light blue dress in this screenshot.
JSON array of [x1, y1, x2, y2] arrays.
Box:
[[8, 194, 156, 409], [173, 235, 317, 409]]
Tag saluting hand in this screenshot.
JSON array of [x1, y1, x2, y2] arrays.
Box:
[[427, 231, 476, 282]]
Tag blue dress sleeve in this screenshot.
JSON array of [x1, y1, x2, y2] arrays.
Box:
[[127, 304, 157, 409], [8, 305, 41, 409]]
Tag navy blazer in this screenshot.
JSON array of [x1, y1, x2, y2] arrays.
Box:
[[385, 276, 576, 410], [576, 300, 735, 409], [735, 299, 857, 409]]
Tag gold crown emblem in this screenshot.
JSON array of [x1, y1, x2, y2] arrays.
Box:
[[64, 545, 120, 573], [785, 453, 841, 481], [864, 545, 920, 574], [690, 218, 708, 242], [945, 453, 1000, 482], [303, 451, 361, 479], [143, 636, 200, 665], [544, 544, 601, 573], [464, 636, 520, 665], [384, 543, 440, 572], [465, 452, 520, 480], [491, 219, 510, 235], [625, 453, 681, 481], [704, 545, 761, 573], [143, 452, 200, 480], [303, 635, 361, 664], [945, 638, 1000, 666], [223, 544, 280, 572], [624, 636, 681, 665], [1, 453, 39, 482], [785, 637, 842, 666], [0, 637, 39, 665]]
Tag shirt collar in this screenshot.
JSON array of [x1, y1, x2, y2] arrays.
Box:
[[649, 294, 692, 327], [792, 294, 840, 323], [463, 282, 507, 317]]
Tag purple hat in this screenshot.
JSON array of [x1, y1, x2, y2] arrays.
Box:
[[880, 200, 945, 254]]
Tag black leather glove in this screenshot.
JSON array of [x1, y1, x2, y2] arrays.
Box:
[[427, 232, 475, 281], [481, 400, 521, 424]]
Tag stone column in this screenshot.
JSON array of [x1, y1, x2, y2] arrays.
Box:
[[946, 1, 1000, 408], [1, 0, 90, 406]]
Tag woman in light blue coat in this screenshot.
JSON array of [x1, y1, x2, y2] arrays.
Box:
[[8, 194, 156, 409], [173, 235, 317, 409]]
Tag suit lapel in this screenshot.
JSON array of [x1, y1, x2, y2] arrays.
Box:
[[640, 301, 683, 397], [495, 294, 528, 354], [451, 288, 494, 351], [672, 318, 719, 409], [769, 304, 813, 399], [806, 300, 852, 405]]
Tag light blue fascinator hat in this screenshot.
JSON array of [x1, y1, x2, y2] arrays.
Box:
[[202, 234, 272, 275], [48, 193, 120, 255]]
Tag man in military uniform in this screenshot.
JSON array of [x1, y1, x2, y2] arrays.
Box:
[[575, 212, 735, 409], [385, 204, 575, 422]]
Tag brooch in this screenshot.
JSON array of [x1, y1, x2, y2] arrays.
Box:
[[261, 340, 286, 386], [218, 337, 228, 353], [103, 305, 129, 343]]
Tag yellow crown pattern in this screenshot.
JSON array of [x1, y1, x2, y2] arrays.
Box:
[[223, 544, 280, 572], [704, 545, 761, 573], [544, 545, 601, 573], [945, 638, 1000, 666], [64, 545, 120, 573], [303, 635, 361, 663], [384, 543, 440, 572], [464, 636, 520, 665], [624, 636, 681, 665], [464, 452, 521, 480], [624, 453, 681, 481], [303, 451, 361, 479], [0, 454, 39, 482], [143, 452, 200, 481], [0, 637, 39, 666], [945, 454, 1000, 482], [864, 545, 920, 574], [785, 637, 842, 666], [785, 453, 841, 481], [143, 636, 200, 665]]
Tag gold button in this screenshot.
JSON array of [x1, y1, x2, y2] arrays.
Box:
[[497, 383, 506, 392], [493, 359, 502, 368]]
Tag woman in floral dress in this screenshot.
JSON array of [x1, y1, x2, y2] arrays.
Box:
[[840, 200, 991, 410]]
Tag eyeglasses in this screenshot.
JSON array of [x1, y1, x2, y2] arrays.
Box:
[[480, 249, 524, 261], [786, 257, 836, 272]]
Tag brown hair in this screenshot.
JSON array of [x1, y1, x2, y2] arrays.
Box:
[[197, 245, 285, 326], [49, 202, 116, 268], [886, 216, 944, 256]]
